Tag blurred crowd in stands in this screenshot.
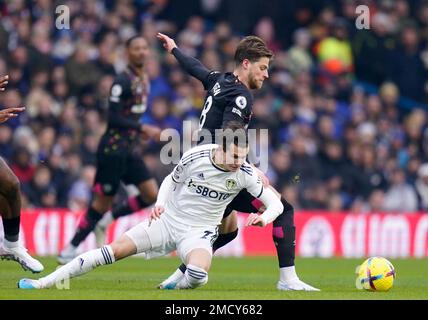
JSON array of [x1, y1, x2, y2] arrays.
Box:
[[1, 0, 428, 213]]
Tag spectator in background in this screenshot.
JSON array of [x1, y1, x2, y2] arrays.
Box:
[[357, 145, 388, 199], [415, 163, 428, 210], [21, 165, 57, 208], [352, 12, 396, 85], [68, 165, 96, 211], [387, 22, 428, 103], [384, 168, 418, 212], [65, 44, 102, 96], [367, 189, 387, 213], [254, 16, 282, 53], [317, 18, 353, 77], [10, 147, 35, 184], [286, 28, 314, 76]]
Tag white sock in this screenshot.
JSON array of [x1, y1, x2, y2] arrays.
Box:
[[169, 268, 185, 281], [280, 266, 298, 282], [97, 211, 113, 229], [176, 264, 208, 289], [40, 245, 115, 288], [3, 239, 19, 249]]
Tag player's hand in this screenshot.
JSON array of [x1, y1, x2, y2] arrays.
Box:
[[156, 32, 177, 53], [141, 124, 162, 141], [253, 167, 270, 187], [0, 75, 9, 91], [245, 213, 266, 227], [0, 106, 25, 123], [149, 205, 165, 226]]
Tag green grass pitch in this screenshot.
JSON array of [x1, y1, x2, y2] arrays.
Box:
[[1, 256, 427, 300]]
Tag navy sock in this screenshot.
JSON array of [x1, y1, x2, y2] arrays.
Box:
[[2, 216, 20, 242], [272, 198, 296, 267]]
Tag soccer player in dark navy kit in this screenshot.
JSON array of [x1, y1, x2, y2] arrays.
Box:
[[58, 36, 162, 263], [156, 32, 319, 291]]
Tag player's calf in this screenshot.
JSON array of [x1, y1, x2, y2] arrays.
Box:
[[19, 245, 116, 289]]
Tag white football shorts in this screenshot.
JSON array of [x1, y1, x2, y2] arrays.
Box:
[[125, 212, 219, 263]]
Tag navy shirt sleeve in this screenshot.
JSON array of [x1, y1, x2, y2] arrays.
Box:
[[172, 48, 220, 89]]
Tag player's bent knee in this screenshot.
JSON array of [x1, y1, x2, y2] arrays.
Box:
[[186, 248, 212, 271]]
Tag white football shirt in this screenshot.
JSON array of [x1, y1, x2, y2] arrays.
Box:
[[165, 144, 263, 227]]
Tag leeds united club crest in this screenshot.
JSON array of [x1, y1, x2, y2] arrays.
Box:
[[225, 179, 237, 190]]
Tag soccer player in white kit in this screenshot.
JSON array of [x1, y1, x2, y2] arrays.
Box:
[[17, 124, 283, 290]]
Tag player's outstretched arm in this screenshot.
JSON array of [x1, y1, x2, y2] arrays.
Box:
[[157, 32, 212, 86], [0, 106, 25, 123], [0, 74, 9, 91]]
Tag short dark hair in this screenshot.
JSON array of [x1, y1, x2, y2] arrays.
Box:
[[234, 35, 273, 65], [220, 121, 248, 152], [125, 35, 145, 48]]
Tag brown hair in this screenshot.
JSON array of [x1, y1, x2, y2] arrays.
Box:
[[220, 121, 248, 152], [234, 36, 273, 66]]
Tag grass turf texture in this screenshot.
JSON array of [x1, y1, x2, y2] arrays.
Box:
[[0, 257, 427, 300]]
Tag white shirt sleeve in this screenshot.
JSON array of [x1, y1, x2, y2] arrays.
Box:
[[257, 187, 284, 225], [242, 166, 264, 199], [155, 174, 175, 206], [242, 167, 283, 224], [158, 153, 193, 205]]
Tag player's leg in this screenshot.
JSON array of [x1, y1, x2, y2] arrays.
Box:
[[58, 153, 125, 263], [0, 158, 43, 273], [164, 228, 216, 290], [174, 248, 211, 289], [18, 232, 139, 289], [163, 190, 253, 281], [270, 190, 319, 291], [19, 216, 171, 289], [158, 191, 254, 287], [95, 155, 157, 246]]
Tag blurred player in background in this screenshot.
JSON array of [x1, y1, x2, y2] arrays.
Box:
[[57, 36, 162, 264], [0, 75, 44, 273], [18, 123, 284, 290]]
